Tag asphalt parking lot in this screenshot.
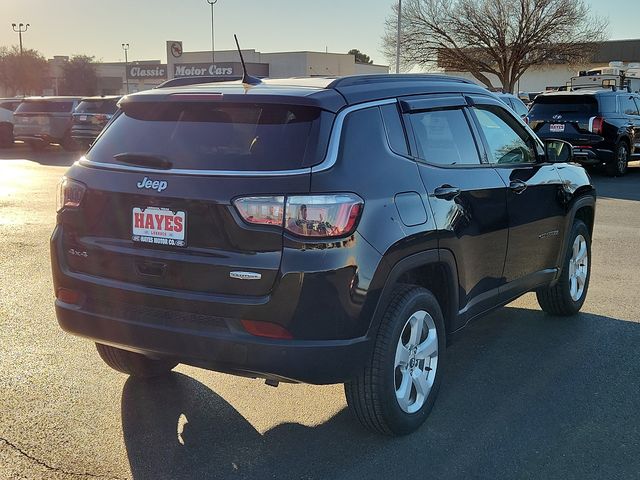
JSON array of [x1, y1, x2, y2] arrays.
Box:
[[1, 144, 639, 480]]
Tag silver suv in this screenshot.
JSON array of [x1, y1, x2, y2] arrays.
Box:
[[13, 97, 81, 150]]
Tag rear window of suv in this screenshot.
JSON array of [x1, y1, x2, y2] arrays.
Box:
[[75, 99, 119, 114], [529, 95, 615, 116], [87, 102, 327, 171], [15, 101, 75, 113]]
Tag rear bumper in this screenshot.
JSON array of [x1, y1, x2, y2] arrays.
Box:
[[55, 299, 370, 384], [50, 225, 378, 384], [572, 147, 614, 165]]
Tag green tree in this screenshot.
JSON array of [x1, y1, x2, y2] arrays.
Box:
[[348, 49, 373, 64], [0, 46, 48, 95], [59, 55, 97, 96]]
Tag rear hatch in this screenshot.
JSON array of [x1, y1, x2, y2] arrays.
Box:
[[527, 94, 613, 144], [63, 96, 332, 296], [14, 99, 75, 136], [72, 98, 119, 136]]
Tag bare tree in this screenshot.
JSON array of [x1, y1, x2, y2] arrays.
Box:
[[382, 0, 608, 92]]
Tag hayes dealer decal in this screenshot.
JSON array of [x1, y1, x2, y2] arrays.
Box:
[[132, 207, 186, 247]]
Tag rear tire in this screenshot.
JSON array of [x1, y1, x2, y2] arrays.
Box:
[[95, 343, 177, 378], [605, 141, 629, 177], [61, 134, 81, 152], [27, 140, 47, 151], [0, 124, 13, 147], [345, 285, 446, 435], [536, 220, 591, 316]]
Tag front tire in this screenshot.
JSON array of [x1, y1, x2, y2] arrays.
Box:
[[95, 343, 177, 378], [606, 141, 629, 177], [536, 220, 591, 316], [345, 285, 446, 435]]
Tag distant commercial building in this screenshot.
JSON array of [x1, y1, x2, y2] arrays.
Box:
[[35, 41, 388, 96], [442, 39, 640, 93]]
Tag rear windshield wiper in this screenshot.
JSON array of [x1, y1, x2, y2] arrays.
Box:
[[113, 153, 173, 170]]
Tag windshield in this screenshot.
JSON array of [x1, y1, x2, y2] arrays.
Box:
[[75, 99, 119, 114], [87, 102, 325, 171], [15, 100, 75, 113], [529, 96, 598, 116]]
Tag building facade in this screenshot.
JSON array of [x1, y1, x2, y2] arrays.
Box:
[[25, 41, 388, 97]]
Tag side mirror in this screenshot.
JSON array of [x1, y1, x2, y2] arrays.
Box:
[[544, 139, 573, 163]]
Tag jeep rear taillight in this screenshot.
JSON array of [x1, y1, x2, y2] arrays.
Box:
[[285, 194, 363, 238], [233, 196, 285, 226], [56, 177, 86, 212], [589, 116, 604, 135], [233, 194, 363, 238]]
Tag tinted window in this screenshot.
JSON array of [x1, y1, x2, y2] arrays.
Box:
[[511, 97, 529, 117], [75, 99, 119, 114], [15, 101, 74, 113], [0, 101, 20, 111], [597, 96, 617, 113], [87, 102, 325, 171], [529, 95, 598, 116], [619, 95, 639, 115], [409, 108, 480, 166], [380, 103, 408, 155], [473, 106, 537, 164]]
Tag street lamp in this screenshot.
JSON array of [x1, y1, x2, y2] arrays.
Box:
[[395, 0, 402, 74], [206, 0, 218, 66], [11, 23, 30, 55], [122, 43, 130, 94]]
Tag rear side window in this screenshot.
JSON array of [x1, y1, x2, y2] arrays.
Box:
[[87, 102, 326, 171], [15, 101, 74, 113], [380, 103, 408, 155], [619, 95, 639, 115], [529, 96, 598, 116], [75, 100, 119, 114], [0, 101, 20, 111], [409, 108, 480, 166]]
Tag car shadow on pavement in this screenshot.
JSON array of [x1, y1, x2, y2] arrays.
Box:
[[121, 307, 640, 480], [588, 163, 640, 201]]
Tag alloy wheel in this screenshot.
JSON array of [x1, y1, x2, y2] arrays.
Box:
[[568, 234, 588, 301], [394, 310, 438, 414]]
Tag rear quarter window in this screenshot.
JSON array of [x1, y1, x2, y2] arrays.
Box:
[[87, 102, 330, 171]]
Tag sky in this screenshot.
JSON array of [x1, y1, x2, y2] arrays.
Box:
[[0, 0, 638, 66]]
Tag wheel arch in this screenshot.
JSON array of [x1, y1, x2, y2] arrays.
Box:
[[366, 249, 459, 342]]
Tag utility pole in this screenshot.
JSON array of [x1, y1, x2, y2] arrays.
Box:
[[122, 43, 130, 94], [395, 0, 402, 74], [11, 23, 30, 54], [206, 0, 218, 67]]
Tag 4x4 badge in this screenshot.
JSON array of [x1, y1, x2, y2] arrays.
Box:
[[136, 176, 168, 192]]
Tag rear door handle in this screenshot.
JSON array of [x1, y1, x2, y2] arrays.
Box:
[[433, 185, 461, 200], [509, 180, 528, 194]]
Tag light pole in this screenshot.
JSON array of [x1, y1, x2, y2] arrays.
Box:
[[206, 0, 218, 67], [11, 23, 30, 55], [395, 0, 402, 74], [122, 43, 130, 94]]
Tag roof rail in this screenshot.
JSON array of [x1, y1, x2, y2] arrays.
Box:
[[327, 74, 476, 89]]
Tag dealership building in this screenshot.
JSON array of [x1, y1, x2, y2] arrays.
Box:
[[38, 40, 389, 96]]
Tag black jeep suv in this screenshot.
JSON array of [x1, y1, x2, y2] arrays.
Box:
[[527, 89, 640, 176], [51, 75, 595, 435]]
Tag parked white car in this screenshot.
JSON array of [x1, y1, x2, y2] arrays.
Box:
[[0, 98, 23, 147]]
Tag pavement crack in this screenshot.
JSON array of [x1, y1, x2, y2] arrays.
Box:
[[0, 437, 127, 480]]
